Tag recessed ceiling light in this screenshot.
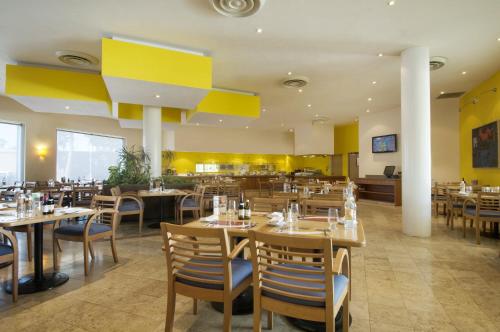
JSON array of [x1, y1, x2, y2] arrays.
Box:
[[354, 118, 358, 122], [256, 28, 263, 34], [298, 89, 303, 93], [307, 104, 312, 108], [245, 126, 249, 129], [497, 37, 500, 42], [315, 114, 319, 117], [262, 108, 267, 112], [372, 81, 377, 85], [64, 106, 70, 110], [219, 119, 223, 123], [155, 94, 160, 98], [366, 109, 371, 113], [196, 123, 200, 126], [378, 53, 384, 57], [281, 123, 285, 127], [461, 71, 467, 75], [388, 0, 396, 6], [287, 71, 292, 76], [440, 91, 445, 95], [368, 97, 372, 101], [289, 128, 294, 132]]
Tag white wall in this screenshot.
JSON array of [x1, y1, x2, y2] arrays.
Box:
[[358, 101, 460, 182], [359, 108, 402, 177], [173, 125, 295, 155], [294, 123, 334, 155]]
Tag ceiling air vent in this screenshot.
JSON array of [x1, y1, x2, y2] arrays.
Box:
[[429, 56, 447, 71], [437, 91, 465, 99], [56, 50, 99, 67], [282, 76, 309, 88], [210, 0, 266, 17]]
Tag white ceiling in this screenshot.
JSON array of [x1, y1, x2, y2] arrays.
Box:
[[0, 0, 499, 130]]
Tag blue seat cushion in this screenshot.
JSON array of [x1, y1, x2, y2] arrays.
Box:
[[119, 200, 140, 212], [54, 223, 112, 236], [176, 258, 252, 290], [453, 203, 476, 209], [262, 264, 349, 307], [0, 244, 13, 256], [464, 208, 500, 217], [182, 198, 198, 208]]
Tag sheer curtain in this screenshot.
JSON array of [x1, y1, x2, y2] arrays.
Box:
[[56, 130, 124, 181], [0, 121, 24, 185]]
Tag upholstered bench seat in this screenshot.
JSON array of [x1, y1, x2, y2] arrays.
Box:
[[54, 223, 112, 236], [262, 264, 349, 307], [176, 258, 252, 290], [118, 201, 141, 212]]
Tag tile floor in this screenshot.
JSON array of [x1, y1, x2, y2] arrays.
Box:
[[1, 202, 500, 331]]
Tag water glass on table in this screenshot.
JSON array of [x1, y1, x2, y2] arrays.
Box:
[[327, 208, 339, 232], [226, 199, 237, 225]]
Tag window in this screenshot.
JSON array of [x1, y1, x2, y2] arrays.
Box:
[[56, 130, 124, 181], [0, 121, 24, 185]]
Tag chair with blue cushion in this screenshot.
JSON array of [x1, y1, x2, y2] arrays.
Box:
[[111, 186, 144, 233], [463, 192, 500, 244], [177, 185, 205, 225], [248, 230, 350, 332], [52, 195, 120, 275], [161, 223, 252, 332], [0, 227, 18, 302]]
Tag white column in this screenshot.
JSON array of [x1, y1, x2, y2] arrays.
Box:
[[143, 106, 162, 178], [401, 47, 432, 237]]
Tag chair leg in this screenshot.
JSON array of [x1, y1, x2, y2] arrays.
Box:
[[193, 298, 197, 315], [342, 294, 350, 332], [139, 211, 144, 234], [180, 210, 184, 225], [165, 281, 176, 332], [110, 236, 118, 263], [475, 218, 481, 245], [223, 296, 233, 332], [26, 228, 32, 262], [88, 242, 95, 260], [83, 240, 89, 276], [463, 217, 467, 238], [253, 289, 261, 332], [267, 311, 273, 330]]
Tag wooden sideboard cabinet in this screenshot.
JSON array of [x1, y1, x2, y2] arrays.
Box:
[[354, 177, 401, 206]]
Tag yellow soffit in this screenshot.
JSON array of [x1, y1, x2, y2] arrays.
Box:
[[5, 64, 111, 117], [117, 103, 182, 129], [187, 89, 260, 127], [101, 38, 212, 109]]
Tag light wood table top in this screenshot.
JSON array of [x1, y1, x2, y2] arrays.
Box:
[[0, 207, 95, 227], [138, 189, 188, 198], [185, 213, 366, 248]]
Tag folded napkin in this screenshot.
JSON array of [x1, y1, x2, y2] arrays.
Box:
[[200, 215, 218, 222]]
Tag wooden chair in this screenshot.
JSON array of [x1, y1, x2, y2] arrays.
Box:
[[273, 192, 299, 202], [462, 192, 500, 244], [302, 199, 345, 217], [251, 197, 289, 213], [110, 186, 145, 233], [202, 185, 220, 214], [0, 227, 18, 302], [53, 195, 120, 275], [72, 186, 98, 207], [221, 184, 241, 202], [445, 186, 462, 229], [177, 186, 205, 225], [432, 183, 448, 216], [248, 230, 350, 332], [160, 223, 252, 332]]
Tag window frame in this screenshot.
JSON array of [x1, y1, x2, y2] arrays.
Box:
[[0, 119, 25, 183], [56, 128, 126, 181]]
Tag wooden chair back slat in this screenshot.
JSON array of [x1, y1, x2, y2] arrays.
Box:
[[302, 199, 344, 217]]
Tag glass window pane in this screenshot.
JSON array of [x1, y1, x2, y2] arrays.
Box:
[[56, 130, 124, 181], [0, 122, 23, 185]]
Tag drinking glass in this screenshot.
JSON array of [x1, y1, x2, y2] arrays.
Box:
[[327, 208, 339, 231], [227, 199, 237, 224]]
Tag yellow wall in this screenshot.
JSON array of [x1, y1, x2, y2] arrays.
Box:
[[460, 71, 500, 185], [334, 122, 359, 176], [164, 151, 329, 175]]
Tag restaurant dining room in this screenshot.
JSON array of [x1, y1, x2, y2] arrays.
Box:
[[1, 1, 500, 331]]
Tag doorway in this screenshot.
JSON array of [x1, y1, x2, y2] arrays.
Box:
[[348, 152, 359, 179], [331, 154, 343, 176]]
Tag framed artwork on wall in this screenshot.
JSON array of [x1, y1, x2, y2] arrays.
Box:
[[472, 120, 500, 168]]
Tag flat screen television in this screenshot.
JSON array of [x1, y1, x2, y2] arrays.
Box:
[[372, 134, 397, 153]]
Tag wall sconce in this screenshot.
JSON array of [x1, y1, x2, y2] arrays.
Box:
[[36, 144, 48, 160]]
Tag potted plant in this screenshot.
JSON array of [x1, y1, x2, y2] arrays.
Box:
[[162, 150, 176, 175], [106, 146, 151, 192]]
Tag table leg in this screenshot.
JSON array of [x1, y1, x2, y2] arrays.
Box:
[[147, 196, 166, 229], [4, 223, 69, 294]]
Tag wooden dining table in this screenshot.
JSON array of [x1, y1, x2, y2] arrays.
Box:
[[138, 189, 189, 227], [0, 207, 95, 294]]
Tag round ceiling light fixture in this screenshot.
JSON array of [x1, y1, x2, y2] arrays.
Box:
[[56, 50, 99, 67], [210, 0, 266, 17]]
